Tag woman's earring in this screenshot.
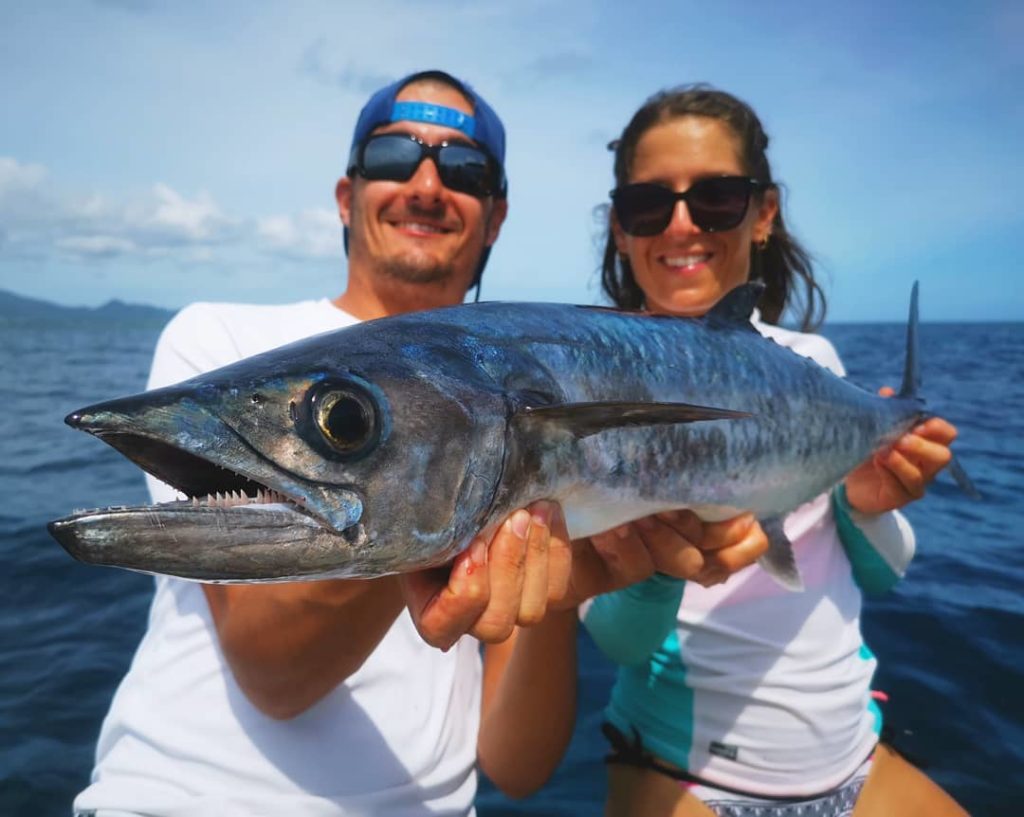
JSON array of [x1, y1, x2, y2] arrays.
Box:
[[757, 232, 772, 251]]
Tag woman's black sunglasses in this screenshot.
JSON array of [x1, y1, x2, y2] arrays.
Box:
[[611, 176, 772, 236], [348, 133, 506, 199]]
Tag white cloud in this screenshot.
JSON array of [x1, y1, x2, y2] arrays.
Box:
[[257, 208, 342, 260], [0, 157, 339, 265], [140, 183, 236, 242], [0, 157, 47, 190], [56, 235, 138, 257]]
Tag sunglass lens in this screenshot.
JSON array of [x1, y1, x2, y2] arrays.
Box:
[[360, 136, 422, 182], [438, 144, 493, 197], [686, 177, 752, 231], [614, 184, 676, 237]]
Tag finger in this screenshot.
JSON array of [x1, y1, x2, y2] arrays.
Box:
[[555, 534, 611, 609], [469, 510, 531, 643], [876, 447, 926, 500], [692, 565, 729, 587], [894, 432, 953, 480], [697, 512, 757, 551], [516, 502, 554, 627], [911, 416, 958, 445], [636, 512, 706, 580], [701, 519, 769, 576], [603, 520, 658, 586], [401, 536, 489, 650], [545, 504, 572, 606], [878, 386, 895, 397], [656, 509, 703, 541]]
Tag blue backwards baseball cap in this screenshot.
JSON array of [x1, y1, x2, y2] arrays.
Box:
[[343, 70, 507, 292], [348, 69, 506, 179]]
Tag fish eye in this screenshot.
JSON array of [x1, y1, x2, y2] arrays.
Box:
[[310, 383, 380, 458]]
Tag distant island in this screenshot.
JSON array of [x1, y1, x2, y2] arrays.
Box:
[[0, 289, 175, 326]]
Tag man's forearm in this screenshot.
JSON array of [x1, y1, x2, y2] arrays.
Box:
[[203, 576, 405, 719], [478, 609, 578, 798]]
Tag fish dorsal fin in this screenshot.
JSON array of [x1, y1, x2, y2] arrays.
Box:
[[706, 282, 765, 329], [898, 280, 920, 399], [517, 400, 752, 440]]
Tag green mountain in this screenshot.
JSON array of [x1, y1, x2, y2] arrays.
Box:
[[0, 289, 175, 325]]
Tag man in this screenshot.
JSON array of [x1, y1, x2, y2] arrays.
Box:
[[75, 70, 765, 816]]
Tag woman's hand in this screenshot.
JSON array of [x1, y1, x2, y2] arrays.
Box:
[[561, 509, 768, 604], [844, 388, 958, 514]]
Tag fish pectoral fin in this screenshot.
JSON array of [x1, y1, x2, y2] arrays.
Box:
[[518, 401, 752, 440], [757, 516, 803, 592]]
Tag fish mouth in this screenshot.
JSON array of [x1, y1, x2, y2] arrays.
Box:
[[47, 400, 369, 582], [89, 429, 295, 505]]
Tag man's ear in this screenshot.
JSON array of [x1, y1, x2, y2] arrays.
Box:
[[336, 176, 353, 227], [484, 197, 508, 247]]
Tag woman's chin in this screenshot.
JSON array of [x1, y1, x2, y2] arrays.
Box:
[[648, 290, 718, 319]]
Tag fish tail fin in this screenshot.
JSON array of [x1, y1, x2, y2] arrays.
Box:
[[896, 282, 981, 500], [897, 281, 920, 400], [947, 456, 982, 500]]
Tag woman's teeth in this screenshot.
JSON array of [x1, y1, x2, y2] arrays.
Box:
[[663, 253, 710, 268]]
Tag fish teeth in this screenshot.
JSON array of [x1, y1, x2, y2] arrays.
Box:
[[185, 487, 297, 507]]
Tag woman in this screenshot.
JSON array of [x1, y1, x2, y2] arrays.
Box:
[[581, 85, 967, 816]]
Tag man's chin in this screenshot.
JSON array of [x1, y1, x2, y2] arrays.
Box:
[[379, 256, 456, 286]]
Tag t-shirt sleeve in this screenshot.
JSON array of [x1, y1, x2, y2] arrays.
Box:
[[580, 574, 685, 666], [832, 486, 916, 594]]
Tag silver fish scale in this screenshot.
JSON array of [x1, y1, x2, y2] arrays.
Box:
[[471, 305, 920, 525]]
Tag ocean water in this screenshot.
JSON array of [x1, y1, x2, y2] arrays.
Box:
[[1, 317, 1021, 816]]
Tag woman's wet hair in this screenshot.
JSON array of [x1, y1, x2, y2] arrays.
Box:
[[600, 84, 826, 330]]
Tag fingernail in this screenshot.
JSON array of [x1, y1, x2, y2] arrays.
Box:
[[531, 501, 554, 528], [614, 525, 631, 539], [509, 510, 531, 539], [656, 510, 678, 522], [470, 536, 488, 568], [637, 516, 656, 530]]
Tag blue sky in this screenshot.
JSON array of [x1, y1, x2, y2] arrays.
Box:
[[1, 0, 1021, 322]]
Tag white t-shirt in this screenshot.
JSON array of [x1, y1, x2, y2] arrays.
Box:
[[74, 300, 482, 817]]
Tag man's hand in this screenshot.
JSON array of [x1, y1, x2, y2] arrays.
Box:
[[400, 501, 770, 650], [845, 388, 957, 514], [399, 501, 571, 649]]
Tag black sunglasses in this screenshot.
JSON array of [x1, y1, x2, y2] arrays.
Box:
[[348, 133, 505, 199], [611, 176, 771, 236]]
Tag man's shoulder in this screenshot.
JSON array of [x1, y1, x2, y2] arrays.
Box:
[[171, 298, 337, 325], [167, 298, 352, 342], [152, 298, 356, 380]]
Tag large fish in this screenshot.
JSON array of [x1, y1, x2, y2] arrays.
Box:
[[47, 283, 973, 589]]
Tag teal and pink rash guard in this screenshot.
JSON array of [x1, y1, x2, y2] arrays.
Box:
[[581, 318, 916, 799]]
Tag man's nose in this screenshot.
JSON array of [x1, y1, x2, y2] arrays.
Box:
[[404, 157, 444, 202]]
